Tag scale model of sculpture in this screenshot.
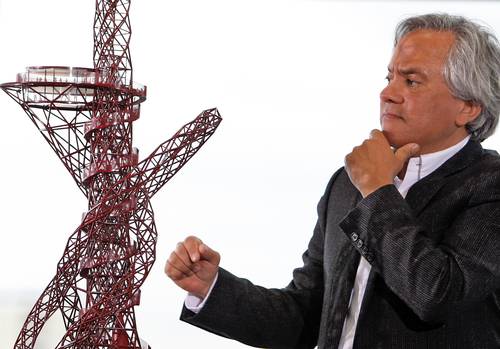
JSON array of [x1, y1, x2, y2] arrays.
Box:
[[0, 1, 222, 348]]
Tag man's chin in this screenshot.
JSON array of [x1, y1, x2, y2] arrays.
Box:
[[381, 129, 413, 149]]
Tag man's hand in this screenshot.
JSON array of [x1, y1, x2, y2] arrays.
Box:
[[344, 129, 420, 198], [165, 236, 220, 299]]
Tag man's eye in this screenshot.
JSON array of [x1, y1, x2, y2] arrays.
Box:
[[406, 79, 418, 86], [385, 76, 391, 83]]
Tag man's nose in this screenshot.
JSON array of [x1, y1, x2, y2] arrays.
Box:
[[380, 82, 404, 104]]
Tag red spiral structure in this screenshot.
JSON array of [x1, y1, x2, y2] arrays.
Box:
[[1, 1, 222, 348]]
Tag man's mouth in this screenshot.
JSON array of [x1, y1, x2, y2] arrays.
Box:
[[381, 112, 403, 120]]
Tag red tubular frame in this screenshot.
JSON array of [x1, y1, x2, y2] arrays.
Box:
[[1, 1, 222, 348]]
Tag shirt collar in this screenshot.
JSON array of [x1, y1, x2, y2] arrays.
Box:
[[394, 135, 471, 194]]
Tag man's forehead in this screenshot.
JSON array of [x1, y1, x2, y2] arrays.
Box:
[[388, 30, 455, 72], [395, 30, 455, 58], [387, 48, 430, 72]]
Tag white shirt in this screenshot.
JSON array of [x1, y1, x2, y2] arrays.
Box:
[[185, 136, 471, 347]]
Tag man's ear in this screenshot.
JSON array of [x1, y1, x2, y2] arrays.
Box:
[[456, 100, 482, 127]]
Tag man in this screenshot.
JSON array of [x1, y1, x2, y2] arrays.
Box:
[[165, 14, 500, 348]]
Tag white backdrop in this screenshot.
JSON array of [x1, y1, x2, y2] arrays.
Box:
[[0, 0, 498, 348]]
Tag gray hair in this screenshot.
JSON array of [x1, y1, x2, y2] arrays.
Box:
[[395, 13, 500, 142]]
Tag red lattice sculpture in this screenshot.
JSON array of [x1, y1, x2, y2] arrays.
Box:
[[1, 1, 222, 348]]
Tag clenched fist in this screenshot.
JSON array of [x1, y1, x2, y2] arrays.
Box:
[[165, 236, 220, 299]]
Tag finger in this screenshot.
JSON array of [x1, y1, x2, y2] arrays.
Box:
[[395, 143, 420, 164], [184, 236, 203, 262], [199, 243, 221, 265], [369, 129, 383, 140], [165, 259, 191, 281], [174, 243, 197, 272], [169, 249, 196, 276], [369, 129, 391, 146], [165, 254, 195, 280]]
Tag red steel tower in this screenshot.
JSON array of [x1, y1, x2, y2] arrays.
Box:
[[1, 1, 222, 348]]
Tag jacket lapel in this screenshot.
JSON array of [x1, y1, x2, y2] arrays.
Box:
[[405, 140, 483, 216]]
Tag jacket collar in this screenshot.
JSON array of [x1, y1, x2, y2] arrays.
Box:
[[405, 140, 484, 215]]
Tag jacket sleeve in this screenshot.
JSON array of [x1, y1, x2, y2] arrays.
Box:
[[338, 178, 500, 324], [179, 169, 342, 349]]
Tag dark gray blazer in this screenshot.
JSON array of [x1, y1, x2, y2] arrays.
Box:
[[181, 140, 500, 348]]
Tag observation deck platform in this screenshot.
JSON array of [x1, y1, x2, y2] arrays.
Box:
[[0, 66, 146, 111]]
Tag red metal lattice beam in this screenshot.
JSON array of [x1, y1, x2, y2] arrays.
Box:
[[1, 1, 222, 348]]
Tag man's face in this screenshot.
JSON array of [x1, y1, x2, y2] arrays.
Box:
[[380, 30, 473, 154]]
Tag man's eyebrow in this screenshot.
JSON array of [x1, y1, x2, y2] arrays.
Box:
[[387, 66, 427, 77]]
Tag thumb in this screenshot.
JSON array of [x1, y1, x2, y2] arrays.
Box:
[[199, 243, 220, 265], [395, 143, 420, 164]]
